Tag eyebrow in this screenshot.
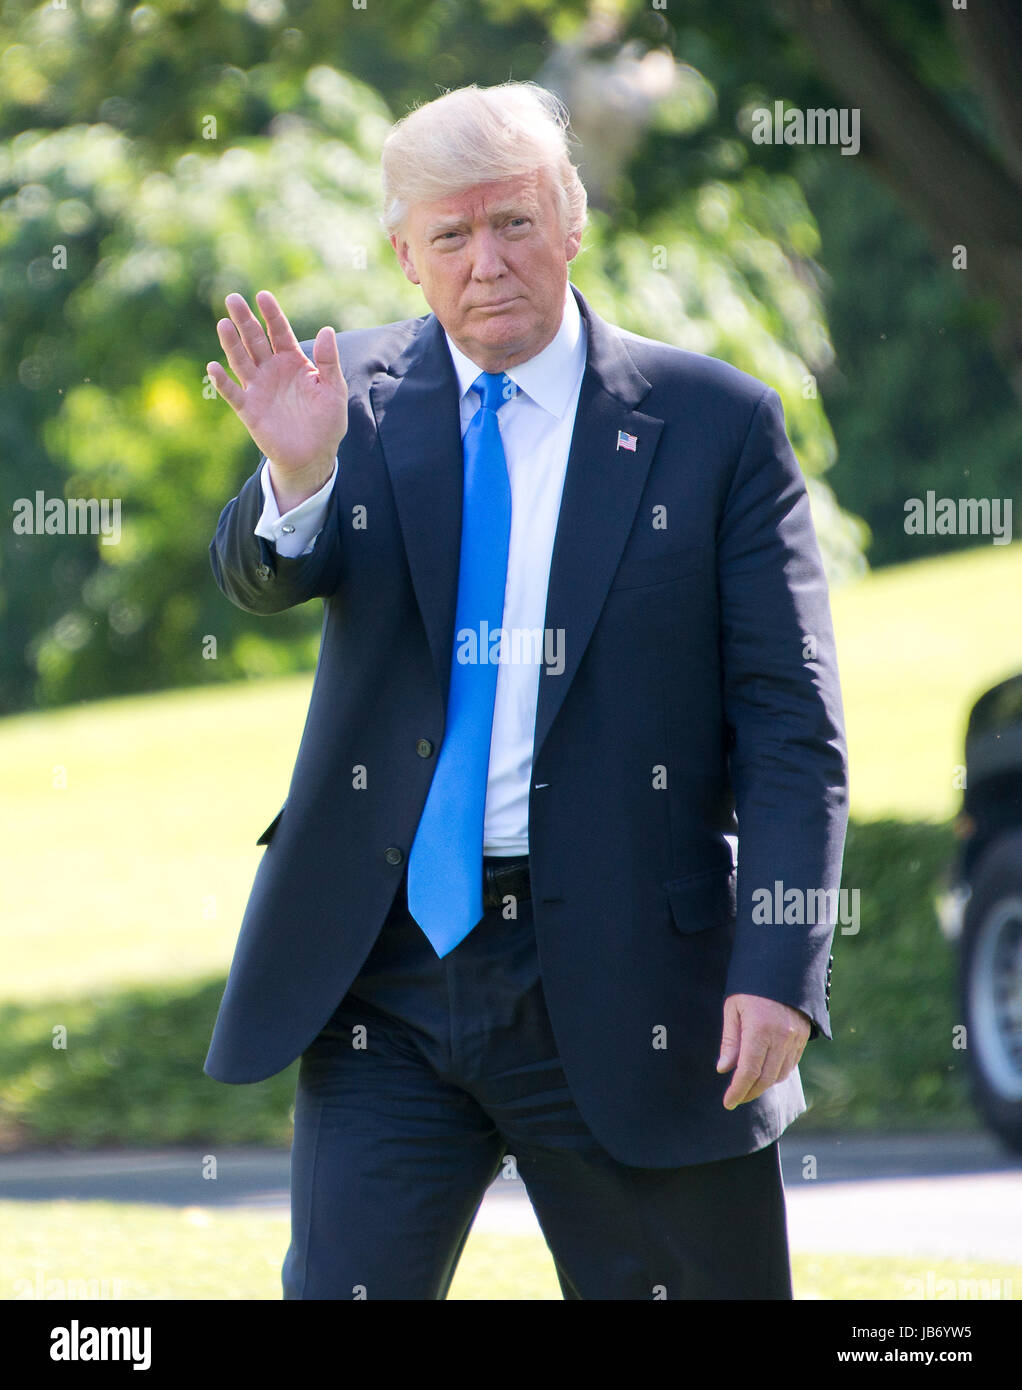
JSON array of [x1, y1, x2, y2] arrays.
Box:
[[425, 202, 539, 235]]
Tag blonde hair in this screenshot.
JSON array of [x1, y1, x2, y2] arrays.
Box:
[[380, 81, 588, 241]]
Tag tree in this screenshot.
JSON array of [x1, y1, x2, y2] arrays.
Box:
[[779, 0, 1022, 399], [0, 56, 856, 711]]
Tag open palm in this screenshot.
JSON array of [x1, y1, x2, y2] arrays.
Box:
[[207, 290, 348, 479]]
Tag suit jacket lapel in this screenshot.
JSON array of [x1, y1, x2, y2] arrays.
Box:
[[370, 314, 464, 708], [533, 287, 663, 763], [369, 285, 665, 748]]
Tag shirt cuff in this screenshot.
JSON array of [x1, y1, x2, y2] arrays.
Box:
[[254, 459, 337, 558]]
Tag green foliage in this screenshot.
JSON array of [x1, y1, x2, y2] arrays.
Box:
[[1, 84, 421, 711], [799, 818, 975, 1131], [1, 1, 1017, 715], [572, 175, 868, 582], [0, 0, 580, 155], [802, 154, 1022, 567], [1, 57, 861, 710], [0, 982, 297, 1150]]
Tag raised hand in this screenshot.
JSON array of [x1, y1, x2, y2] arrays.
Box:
[[207, 290, 348, 511]]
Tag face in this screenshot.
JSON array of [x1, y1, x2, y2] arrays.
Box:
[[389, 167, 582, 373]]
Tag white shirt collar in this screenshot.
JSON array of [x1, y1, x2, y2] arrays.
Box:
[[443, 281, 585, 420]]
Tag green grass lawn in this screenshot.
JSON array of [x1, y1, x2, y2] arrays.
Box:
[[2, 542, 1018, 1004], [0, 678, 310, 1002], [0, 543, 1014, 1148], [2, 1200, 1018, 1300], [828, 541, 1022, 823]]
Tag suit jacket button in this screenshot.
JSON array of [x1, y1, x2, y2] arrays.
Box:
[[384, 846, 403, 866], [255, 564, 271, 581], [416, 739, 434, 758]]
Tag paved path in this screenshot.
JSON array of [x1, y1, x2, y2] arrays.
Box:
[[1, 1133, 1019, 1264]]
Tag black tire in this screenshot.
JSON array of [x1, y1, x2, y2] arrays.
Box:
[[960, 830, 1022, 1153]]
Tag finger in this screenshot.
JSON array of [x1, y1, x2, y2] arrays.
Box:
[[206, 361, 245, 412], [225, 292, 272, 366], [723, 1038, 770, 1109], [723, 1064, 757, 1109], [716, 1001, 740, 1072], [216, 318, 260, 388], [773, 1018, 809, 1078], [311, 325, 346, 388], [753, 1042, 787, 1095], [782, 1030, 808, 1076], [769, 1051, 800, 1091], [256, 290, 303, 356], [730, 1037, 793, 1108]]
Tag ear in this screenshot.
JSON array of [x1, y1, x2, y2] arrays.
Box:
[[565, 228, 583, 263], [389, 232, 421, 286]]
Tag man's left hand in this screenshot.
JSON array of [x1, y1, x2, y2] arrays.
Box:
[[716, 994, 811, 1109]]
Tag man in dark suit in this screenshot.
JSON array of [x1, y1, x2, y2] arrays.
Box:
[[204, 81, 848, 1300]]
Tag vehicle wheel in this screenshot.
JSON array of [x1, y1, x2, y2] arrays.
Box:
[[960, 831, 1022, 1153]]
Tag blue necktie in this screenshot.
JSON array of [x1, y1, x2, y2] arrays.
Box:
[[406, 371, 514, 956]]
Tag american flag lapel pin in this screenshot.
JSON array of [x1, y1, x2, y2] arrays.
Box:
[[616, 430, 638, 452]]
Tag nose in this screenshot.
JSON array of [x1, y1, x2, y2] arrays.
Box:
[[469, 226, 507, 281]]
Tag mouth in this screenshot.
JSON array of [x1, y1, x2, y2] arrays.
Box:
[[472, 297, 520, 311]]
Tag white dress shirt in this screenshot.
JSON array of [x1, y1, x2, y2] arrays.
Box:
[[254, 281, 588, 855]]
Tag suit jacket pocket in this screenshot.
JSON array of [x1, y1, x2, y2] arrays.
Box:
[[256, 802, 287, 846], [609, 544, 706, 592], [663, 865, 736, 934]]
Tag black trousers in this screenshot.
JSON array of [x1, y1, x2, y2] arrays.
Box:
[[282, 870, 793, 1300]]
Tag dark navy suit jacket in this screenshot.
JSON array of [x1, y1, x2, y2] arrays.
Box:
[[204, 283, 849, 1167]]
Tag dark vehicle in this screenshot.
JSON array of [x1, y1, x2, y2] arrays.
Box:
[[937, 673, 1022, 1151]]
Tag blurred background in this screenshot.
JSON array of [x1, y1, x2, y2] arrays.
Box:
[[1, 0, 1021, 1300]]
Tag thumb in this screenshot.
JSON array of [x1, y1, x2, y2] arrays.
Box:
[[312, 326, 345, 387], [717, 998, 741, 1072]]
